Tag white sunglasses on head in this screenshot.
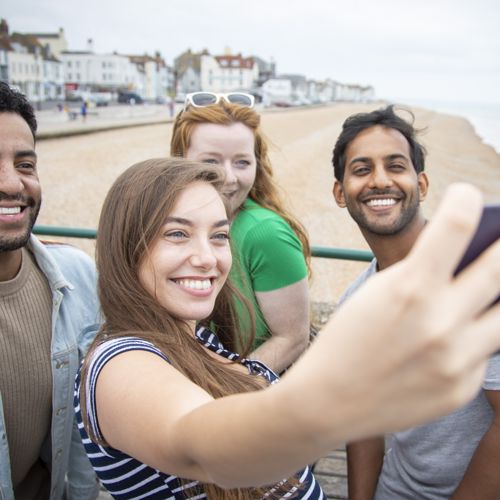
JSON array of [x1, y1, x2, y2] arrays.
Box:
[[185, 92, 255, 109]]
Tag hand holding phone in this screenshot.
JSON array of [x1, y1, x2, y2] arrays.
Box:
[[454, 204, 500, 305]]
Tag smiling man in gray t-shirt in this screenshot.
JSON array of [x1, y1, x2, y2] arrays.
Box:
[[332, 106, 500, 499]]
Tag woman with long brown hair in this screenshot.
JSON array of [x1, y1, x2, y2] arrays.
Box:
[[171, 93, 310, 373], [75, 157, 500, 499]]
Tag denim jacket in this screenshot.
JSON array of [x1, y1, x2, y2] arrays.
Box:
[[0, 236, 101, 500]]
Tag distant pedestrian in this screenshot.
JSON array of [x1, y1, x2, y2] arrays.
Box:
[[81, 100, 88, 122], [168, 99, 174, 118], [64, 104, 74, 121]]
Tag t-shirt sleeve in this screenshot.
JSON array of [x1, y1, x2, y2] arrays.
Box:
[[337, 259, 378, 307], [82, 337, 169, 443], [483, 351, 500, 390], [242, 217, 308, 292]]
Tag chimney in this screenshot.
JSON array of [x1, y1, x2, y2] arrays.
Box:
[[0, 19, 9, 36]]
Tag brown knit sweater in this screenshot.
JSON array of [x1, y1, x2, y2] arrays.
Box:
[[0, 247, 52, 497]]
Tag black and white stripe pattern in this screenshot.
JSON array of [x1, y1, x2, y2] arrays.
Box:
[[195, 326, 280, 385], [74, 328, 325, 499]]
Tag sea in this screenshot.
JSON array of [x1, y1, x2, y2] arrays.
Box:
[[395, 98, 500, 155]]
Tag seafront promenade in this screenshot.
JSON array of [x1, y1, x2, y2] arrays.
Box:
[[36, 102, 178, 139]]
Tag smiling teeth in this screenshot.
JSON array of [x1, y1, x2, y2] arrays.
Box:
[[367, 199, 396, 207], [177, 279, 212, 290], [0, 207, 21, 214]]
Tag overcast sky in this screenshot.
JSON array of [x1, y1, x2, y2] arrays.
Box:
[[3, 0, 500, 104]]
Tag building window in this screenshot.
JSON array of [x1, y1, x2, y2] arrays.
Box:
[[76, 61, 80, 68], [67, 61, 72, 67]]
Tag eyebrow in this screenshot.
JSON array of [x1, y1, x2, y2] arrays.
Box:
[[165, 217, 229, 228], [385, 153, 409, 162], [15, 150, 37, 160], [198, 151, 252, 158], [348, 153, 409, 166]]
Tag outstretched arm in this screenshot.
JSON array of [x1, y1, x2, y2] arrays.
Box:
[[93, 184, 500, 490]]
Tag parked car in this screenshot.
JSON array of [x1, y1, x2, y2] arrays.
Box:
[[88, 92, 112, 107], [292, 96, 312, 106], [65, 92, 83, 102], [118, 91, 144, 104], [273, 100, 293, 108]]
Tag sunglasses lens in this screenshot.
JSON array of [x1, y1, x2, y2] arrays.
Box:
[[227, 93, 253, 106], [191, 93, 218, 106]]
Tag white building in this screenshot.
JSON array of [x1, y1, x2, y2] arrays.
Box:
[[128, 54, 171, 100], [200, 53, 258, 92], [60, 51, 135, 93], [315, 79, 337, 103], [7, 44, 44, 103], [0, 47, 8, 81], [262, 78, 293, 106], [334, 83, 374, 102], [0, 20, 64, 101], [41, 55, 64, 100], [60, 50, 169, 100]]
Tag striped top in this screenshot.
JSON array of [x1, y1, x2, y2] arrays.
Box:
[[74, 326, 325, 499]]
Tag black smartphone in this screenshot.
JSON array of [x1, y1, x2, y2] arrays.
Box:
[[454, 204, 500, 305]]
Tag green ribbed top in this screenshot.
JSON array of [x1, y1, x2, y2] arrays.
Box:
[[230, 199, 308, 345]]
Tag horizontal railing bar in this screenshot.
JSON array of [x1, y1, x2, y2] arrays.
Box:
[[33, 225, 374, 262], [34, 225, 97, 239], [311, 245, 373, 262]]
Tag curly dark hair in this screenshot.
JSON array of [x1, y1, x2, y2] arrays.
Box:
[[0, 81, 37, 139]]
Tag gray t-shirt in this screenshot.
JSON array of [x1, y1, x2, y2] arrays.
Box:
[[339, 259, 500, 499]]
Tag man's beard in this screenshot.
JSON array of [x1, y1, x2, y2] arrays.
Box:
[[0, 195, 41, 252], [346, 189, 420, 236]]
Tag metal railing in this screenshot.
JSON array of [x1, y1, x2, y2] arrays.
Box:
[[33, 224, 374, 262]]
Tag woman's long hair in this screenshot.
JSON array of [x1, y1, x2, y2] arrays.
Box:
[[170, 102, 311, 272], [80, 158, 299, 499]]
